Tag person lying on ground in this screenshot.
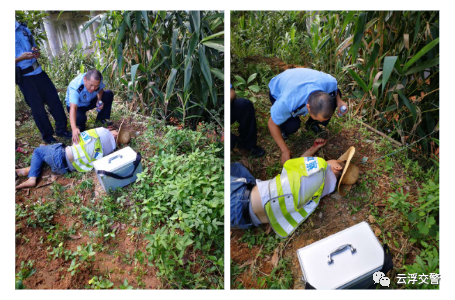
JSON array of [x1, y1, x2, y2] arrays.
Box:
[[15, 126, 129, 190], [231, 84, 265, 158], [230, 138, 359, 238], [267, 68, 348, 165]]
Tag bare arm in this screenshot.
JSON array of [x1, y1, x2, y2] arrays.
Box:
[[268, 117, 291, 165], [69, 103, 80, 144], [301, 139, 327, 157]]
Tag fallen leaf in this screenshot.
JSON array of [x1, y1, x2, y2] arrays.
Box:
[[375, 228, 382, 236], [369, 215, 376, 223], [70, 234, 81, 240], [271, 247, 280, 268], [239, 258, 255, 269]]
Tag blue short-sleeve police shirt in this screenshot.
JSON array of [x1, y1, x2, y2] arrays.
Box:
[[65, 73, 106, 107], [15, 21, 42, 76], [268, 68, 338, 125]]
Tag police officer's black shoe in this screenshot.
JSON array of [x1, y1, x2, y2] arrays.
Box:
[[250, 145, 266, 158], [56, 131, 72, 139], [282, 131, 289, 141], [43, 136, 58, 144]]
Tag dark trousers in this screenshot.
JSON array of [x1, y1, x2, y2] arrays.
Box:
[[18, 71, 68, 140], [66, 90, 114, 131], [269, 91, 332, 136], [230, 98, 258, 151]]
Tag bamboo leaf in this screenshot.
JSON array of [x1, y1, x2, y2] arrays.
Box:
[[124, 12, 131, 29], [404, 57, 439, 76], [365, 43, 380, 71], [131, 64, 140, 90], [141, 11, 149, 31], [340, 11, 355, 36], [172, 29, 178, 67], [184, 59, 192, 95], [349, 12, 366, 63], [210, 68, 224, 81], [199, 46, 213, 94], [413, 11, 422, 45], [117, 20, 126, 45], [82, 15, 100, 32], [147, 48, 161, 72], [346, 68, 368, 92], [201, 40, 224, 52], [397, 89, 417, 121], [159, 11, 167, 21], [191, 11, 201, 38], [200, 31, 224, 43], [382, 56, 398, 93], [135, 11, 143, 38], [165, 68, 178, 102], [403, 37, 439, 71]]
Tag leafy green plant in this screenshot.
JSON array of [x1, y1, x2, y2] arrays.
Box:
[[233, 73, 261, 102], [134, 125, 223, 288], [118, 279, 134, 289], [402, 246, 439, 289], [387, 188, 411, 214], [15, 260, 36, 289], [406, 180, 439, 243], [68, 244, 97, 276], [88, 276, 114, 289]]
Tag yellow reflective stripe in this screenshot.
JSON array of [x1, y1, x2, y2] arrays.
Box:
[[280, 169, 305, 223], [74, 143, 91, 165], [276, 175, 299, 228], [265, 202, 288, 238], [269, 179, 294, 236]]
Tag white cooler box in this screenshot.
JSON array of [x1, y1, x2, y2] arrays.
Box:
[[297, 221, 385, 289], [92, 146, 143, 192]]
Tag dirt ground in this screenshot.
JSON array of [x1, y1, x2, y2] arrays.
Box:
[[230, 57, 424, 289]]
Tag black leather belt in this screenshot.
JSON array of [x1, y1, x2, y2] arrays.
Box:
[[20, 64, 37, 76], [61, 145, 69, 170], [242, 183, 254, 224]]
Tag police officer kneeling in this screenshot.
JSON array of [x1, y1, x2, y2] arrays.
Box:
[[66, 70, 114, 144]]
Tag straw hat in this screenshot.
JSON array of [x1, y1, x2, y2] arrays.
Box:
[[117, 120, 131, 147], [337, 146, 359, 196]]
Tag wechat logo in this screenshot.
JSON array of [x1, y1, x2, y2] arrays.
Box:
[[373, 271, 390, 287]]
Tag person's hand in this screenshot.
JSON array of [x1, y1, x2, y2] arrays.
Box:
[[31, 47, 40, 59], [312, 138, 327, 149], [72, 128, 80, 144], [337, 100, 349, 116], [281, 149, 291, 165], [19, 52, 34, 61], [98, 101, 104, 110]]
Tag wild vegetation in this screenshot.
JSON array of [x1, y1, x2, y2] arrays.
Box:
[[15, 11, 224, 289], [231, 11, 439, 289]]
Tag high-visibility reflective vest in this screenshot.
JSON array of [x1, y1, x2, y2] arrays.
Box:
[[265, 157, 328, 238], [71, 129, 103, 172]]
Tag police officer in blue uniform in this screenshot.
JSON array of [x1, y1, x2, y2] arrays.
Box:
[[267, 68, 348, 165], [15, 21, 71, 144], [65, 69, 114, 144]]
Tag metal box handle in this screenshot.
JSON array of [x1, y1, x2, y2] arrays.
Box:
[[108, 155, 123, 164], [327, 244, 356, 264]]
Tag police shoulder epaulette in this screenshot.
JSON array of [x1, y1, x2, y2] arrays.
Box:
[[77, 84, 84, 93]]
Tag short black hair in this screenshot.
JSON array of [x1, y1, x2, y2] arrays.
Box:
[[86, 69, 103, 82], [307, 91, 336, 119]]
